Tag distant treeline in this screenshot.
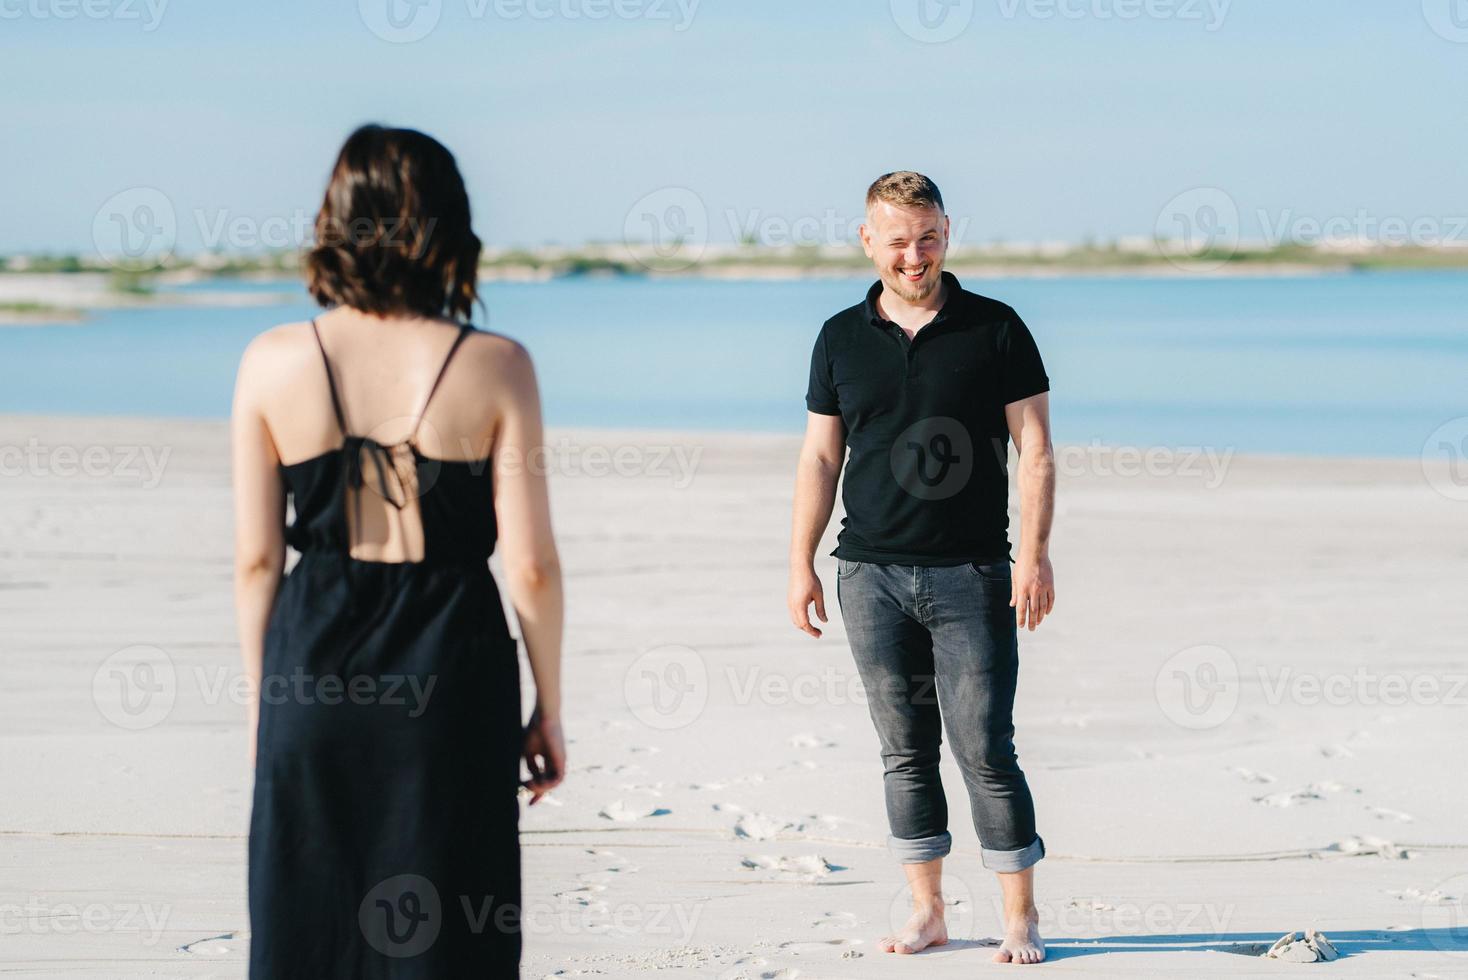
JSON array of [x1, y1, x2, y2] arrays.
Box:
[[6, 241, 1468, 282]]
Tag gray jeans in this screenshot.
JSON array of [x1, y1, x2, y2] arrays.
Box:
[[836, 558, 1044, 873]]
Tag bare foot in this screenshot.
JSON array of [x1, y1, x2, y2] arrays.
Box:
[[993, 910, 1045, 964], [879, 904, 949, 955]]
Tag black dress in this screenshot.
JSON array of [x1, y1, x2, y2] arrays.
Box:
[[249, 321, 523, 977]]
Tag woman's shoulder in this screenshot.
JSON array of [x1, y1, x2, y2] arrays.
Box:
[[242, 318, 318, 360], [460, 326, 535, 375]]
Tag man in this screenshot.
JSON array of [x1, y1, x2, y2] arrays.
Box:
[[787, 172, 1055, 965]]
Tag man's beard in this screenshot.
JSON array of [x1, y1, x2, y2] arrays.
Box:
[[887, 265, 942, 303]]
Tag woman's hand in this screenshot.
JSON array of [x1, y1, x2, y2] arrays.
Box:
[[521, 707, 565, 805], [246, 701, 259, 769]]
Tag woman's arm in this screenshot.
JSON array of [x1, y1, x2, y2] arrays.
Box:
[[231, 336, 287, 767], [491, 341, 565, 803]]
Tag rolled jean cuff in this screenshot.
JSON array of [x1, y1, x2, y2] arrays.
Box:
[[888, 831, 952, 864], [982, 834, 1045, 872]]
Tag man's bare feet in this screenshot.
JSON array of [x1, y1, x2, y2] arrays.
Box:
[[993, 909, 1045, 964], [879, 904, 949, 954]]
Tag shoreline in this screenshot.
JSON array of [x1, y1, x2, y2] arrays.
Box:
[[3, 263, 1464, 325]]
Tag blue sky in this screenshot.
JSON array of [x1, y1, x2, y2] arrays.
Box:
[[3, 0, 1465, 253]]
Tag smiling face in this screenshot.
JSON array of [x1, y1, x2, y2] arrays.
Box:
[[860, 200, 950, 303]]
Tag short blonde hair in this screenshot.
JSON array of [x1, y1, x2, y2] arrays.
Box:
[[866, 171, 944, 214]]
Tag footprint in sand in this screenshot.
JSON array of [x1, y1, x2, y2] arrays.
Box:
[[1387, 887, 1452, 903], [1254, 789, 1323, 807], [788, 733, 836, 749], [554, 886, 609, 915], [734, 812, 794, 840], [779, 939, 856, 955], [1320, 835, 1410, 860], [811, 911, 859, 930], [1067, 899, 1116, 912], [1309, 780, 1354, 794], [598, 800, 670, 822], [799, 813, 849, 831], [716, 959, 798, 980], [1367, 805, 1414, 822], [616, 781, 666, 796], [580, 860, 640, 880], [739, 854, 838, 879], [1228, 766, 1276, 784]]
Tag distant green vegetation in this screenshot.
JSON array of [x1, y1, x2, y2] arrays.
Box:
[[5, 241, 1468, 283], [0, 301, 83, 320], [4, 254, 86, 273], [107, 269, 156, 296]]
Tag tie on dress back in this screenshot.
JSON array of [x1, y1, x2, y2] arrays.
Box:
[[309, 318, 473, 565]]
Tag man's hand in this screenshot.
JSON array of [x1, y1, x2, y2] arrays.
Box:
[[1011, 555, 1055, 631], [788, 565, 828, 638]]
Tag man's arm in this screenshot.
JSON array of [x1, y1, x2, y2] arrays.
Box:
[[788, 411, 845, 638], [1004, 392, 1056, 631]]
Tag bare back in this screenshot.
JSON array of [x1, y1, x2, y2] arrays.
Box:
[[263, 308, 503, 466], [235, 306, 537, 565]]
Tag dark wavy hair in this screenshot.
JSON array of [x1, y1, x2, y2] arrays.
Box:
[[306, 125, 481, 322]]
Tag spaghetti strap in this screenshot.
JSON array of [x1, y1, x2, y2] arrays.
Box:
[[309, 319, 349, 435], [409, 323, 473, 442]]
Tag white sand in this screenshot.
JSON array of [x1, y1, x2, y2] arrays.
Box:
[[1, 415, 1465, 977]]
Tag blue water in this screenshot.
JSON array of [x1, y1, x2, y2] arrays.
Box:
[[3, 272, 1464, 457]]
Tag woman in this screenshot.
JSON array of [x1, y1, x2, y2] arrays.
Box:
[[231, 124, 564, 977]]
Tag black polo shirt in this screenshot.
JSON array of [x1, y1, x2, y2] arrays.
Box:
[[806, 272, 1049, 566]]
